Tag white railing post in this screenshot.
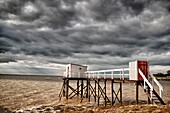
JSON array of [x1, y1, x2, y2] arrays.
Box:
[[112, 70, 114, 79], [122, 69, 124, 80], [86, 68, 130, 80]]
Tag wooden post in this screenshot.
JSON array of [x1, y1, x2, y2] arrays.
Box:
[[86, 79, 89, 98], [88, 79, 90, 102], [95, 80, 97, 102], [66, 79, 69, 99], [120, 82, 122, 105], [63, 79, 66, 97], [77, 80, 79, 96], [104, 79, 107, 106], [98, 79, 100, 106], [136, 81, 139, 104], [111, 80, 114, 105], [81, 80, 84, 98], [147, 85, 151, 104]]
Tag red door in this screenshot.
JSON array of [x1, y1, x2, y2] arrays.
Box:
[[138, 61, 148, 80]]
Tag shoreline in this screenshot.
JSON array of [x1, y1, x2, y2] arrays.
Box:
[[12, 101, 170, 113]]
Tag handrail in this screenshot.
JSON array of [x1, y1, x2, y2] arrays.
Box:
[[138, 69, 153, 91], [86, 68, 129, 79], [149, 72, 163, 98]]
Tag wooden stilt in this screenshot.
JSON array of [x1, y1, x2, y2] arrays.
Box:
[[120, 82, 122, 105], [86, 79, 88, 98], [104, 79, 107, 106], [147, 85, 151, 104], [77, 80, 79, 96], [95, 80, 97, 102], [111, 80, 114, 105], [66, 79, 69, 100], [98, 79, 100, 106], [63, 79, 66, 97], [136, 81, 139, 104], [88, 79, 90, 102], [81, 80, 84, 98]]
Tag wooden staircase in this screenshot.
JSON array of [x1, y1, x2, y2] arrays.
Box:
[[140, 82, 166, 105], [139, 69, 166, 105]]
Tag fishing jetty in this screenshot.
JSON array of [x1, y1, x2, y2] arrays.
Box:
[[59, 60, 166, 106]]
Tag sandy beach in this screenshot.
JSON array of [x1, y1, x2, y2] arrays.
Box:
[[0, 77, 170, 112]]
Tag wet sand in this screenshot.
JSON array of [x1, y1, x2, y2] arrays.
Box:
[[0, 77, 170, 112]]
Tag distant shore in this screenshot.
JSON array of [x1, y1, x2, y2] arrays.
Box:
[[1, 74, 170, 81], [156, 77, 170, 81], [0, 74, 63, 81]]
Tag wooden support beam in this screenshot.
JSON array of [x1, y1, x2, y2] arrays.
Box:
[[96, 80, 111, 104], [136, 81, 139, 104], [88, 79, 90, 102], [98, 79, 100, 106], [66, 79, 69, 100], [59, 83, 64, 101], [111, 80, 114, 105], [113, 88, 120, 102], [120, 82, 122, 105], [77, 80, 79, 96], [89, 83, 96, 98], [69, 84, 81, 97], [95, 80, 97, 102], [104, 79, 107, 106], [63, 79, 66, 97], [86, 79, 89, 98], [70, 85, 87, 99], [147, 85, 151, 104], [81, 80, 84, 98]]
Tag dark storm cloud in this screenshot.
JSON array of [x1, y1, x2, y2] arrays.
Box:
[[0, 0, 170, 73]]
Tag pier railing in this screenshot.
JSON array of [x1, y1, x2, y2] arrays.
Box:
[[149, 72, 163, 98], [86, 68, 129, 79], [139, 69, 153, 90], [139, 69, 153, 99]]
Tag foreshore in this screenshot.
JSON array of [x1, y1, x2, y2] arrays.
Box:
[[1, 77, 170, 112], [12, 100, 170, 113]]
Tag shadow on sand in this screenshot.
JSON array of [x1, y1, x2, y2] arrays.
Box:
[[0, 106, 13, 113]]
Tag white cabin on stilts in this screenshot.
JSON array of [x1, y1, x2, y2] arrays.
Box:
[[64, 64, 87, 78]]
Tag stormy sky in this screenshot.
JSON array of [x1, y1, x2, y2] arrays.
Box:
[[0, 0, 170, 75]]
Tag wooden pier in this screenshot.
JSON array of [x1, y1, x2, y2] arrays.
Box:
[[59, 61, 166, 106]]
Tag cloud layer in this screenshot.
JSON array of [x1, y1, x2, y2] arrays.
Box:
[[0, 0, 170, 74]]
